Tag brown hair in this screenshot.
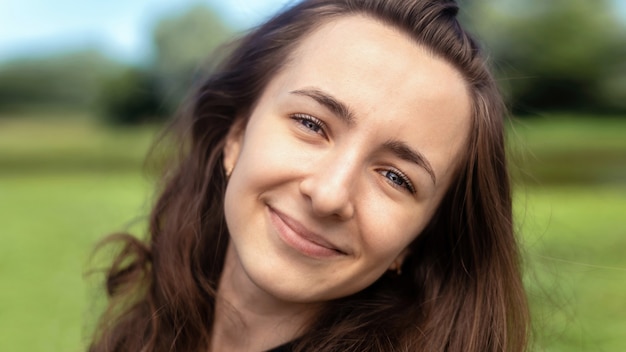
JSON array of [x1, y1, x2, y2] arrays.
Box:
[[89, 0, 529, 351]]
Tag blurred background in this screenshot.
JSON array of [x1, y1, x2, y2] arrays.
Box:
[[0, 0, 624, 351]]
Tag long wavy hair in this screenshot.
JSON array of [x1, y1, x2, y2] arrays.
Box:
[[89, 0, 529, 351]]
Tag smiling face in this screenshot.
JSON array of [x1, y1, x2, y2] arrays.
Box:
[[222, 15, 471, 303]]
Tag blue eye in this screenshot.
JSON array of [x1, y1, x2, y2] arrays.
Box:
[[292, 113, 326, 135], [301, 119, 322, 132], [381, 169, 416, 194]]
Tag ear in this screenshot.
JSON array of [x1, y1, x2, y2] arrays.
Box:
[[223, 118, 247, 175]]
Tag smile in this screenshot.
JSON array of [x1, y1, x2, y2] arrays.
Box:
[[268, 206, 346, 258]]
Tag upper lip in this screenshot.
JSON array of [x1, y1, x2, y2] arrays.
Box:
[[269, 206, 348, 255]]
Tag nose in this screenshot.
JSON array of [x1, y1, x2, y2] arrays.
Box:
[[299, 154, 356, 220]]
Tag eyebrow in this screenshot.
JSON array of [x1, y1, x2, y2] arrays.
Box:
[[383, 140, 437, 185], [290, 88, 355, 126]]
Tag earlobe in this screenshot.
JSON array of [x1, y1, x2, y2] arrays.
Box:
[[388, 249, 410, 275], [223, 118, 247, 175]]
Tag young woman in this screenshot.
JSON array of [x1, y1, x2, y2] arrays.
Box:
[[90, 0, 529, 351]]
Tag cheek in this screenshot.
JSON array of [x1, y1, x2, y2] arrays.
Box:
[[236, 140, 297, 187], [233, 115, 318, 187], [359, 196, 431, 260]]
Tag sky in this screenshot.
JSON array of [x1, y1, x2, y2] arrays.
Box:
[[0, 0, 294, 63], [1, 0, 625, 64]]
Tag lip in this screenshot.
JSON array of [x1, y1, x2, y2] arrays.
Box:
[[268, 206, 346, 258]]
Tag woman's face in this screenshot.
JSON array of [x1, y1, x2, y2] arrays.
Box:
[[222, 15, 471, 303]]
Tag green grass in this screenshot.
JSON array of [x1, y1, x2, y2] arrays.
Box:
[[508, 115, 626, 185], [517, 186, 626, 351], [1, 114, 625, 351], [511, 115, 626, 350], [0, 172, 151, 352], [0, 113, 157, 174], [0, 115, 155, 352]]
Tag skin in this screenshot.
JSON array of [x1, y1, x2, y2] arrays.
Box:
[[213, 15, 471, 351]]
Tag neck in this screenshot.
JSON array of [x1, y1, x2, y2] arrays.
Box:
[[211, 244, 320, 352]]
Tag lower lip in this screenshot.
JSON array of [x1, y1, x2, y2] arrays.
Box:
[[268, 207, 341, 259]]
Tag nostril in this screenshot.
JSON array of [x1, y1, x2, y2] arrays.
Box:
[[299, 177, 354, 219]]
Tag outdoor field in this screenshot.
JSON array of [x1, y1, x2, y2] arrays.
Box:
[[1, 113, 625, 351]]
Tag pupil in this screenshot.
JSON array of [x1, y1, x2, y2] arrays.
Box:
[[305, 121, 317, 131], [388, 172, 403, 185]]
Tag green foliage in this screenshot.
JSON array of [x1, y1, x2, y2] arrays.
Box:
[[153, 4, 233, 76], [508, 115, 626, 185], [0, 4, 234, 125], [98, 68, 166, 125], [0, 50, 122, 111], [152, 4, 234, 112], [94, 4, 235, 124], [462, 0, 626, 114], [2, 2, 623, 122]]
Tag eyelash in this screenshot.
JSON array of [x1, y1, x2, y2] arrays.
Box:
[[290, 113, 416, 195], [379, 168, 416, 194], [291, 113, 327, 136]]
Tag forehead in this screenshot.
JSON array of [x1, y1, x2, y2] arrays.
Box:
[[284, 15, 469, 110]]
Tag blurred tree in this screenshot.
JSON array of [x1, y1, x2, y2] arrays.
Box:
[[98, 68, 164, 125], [462, 0, 626, 114], [0, 50, 122, 112], [152, 4, 234, 113], [98, 4, 235, 125], [0, 4, 234, 125]]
